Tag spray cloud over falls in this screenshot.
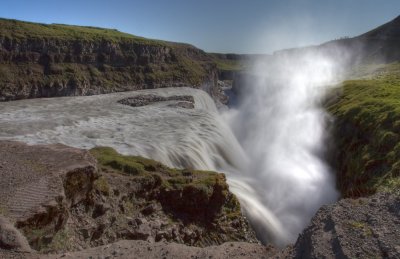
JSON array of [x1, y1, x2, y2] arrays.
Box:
[[223, 50, 343, 245]]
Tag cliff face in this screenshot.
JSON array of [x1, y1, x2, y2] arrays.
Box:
[[0, 19, 221, 101], [0, 141, 257, 253]]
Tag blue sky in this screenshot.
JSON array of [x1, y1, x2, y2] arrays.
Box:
[[1, 0, 399, 53]]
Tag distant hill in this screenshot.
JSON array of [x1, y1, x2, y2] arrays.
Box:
[[328, 15, 400, 63], [358, 15, 400, 40], [274, 15, 400, 64]]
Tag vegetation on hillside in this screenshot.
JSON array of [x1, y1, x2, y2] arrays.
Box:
[[209, 54, 246, 71], [328, 62, 400, 197], [0, 18, 168, 45]]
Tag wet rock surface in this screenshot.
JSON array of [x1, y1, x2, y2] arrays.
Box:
[[118, 94, 195, 109]]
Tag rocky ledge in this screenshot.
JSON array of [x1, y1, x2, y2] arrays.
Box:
[[0, 141, 399, 258], [287, 192, 400, 258], [0, 141, 257, 254]]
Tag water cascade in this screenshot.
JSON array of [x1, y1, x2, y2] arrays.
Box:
[[0, 51, 340, 245]]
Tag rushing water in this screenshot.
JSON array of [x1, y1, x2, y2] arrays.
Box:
[[222, 52, 340, 245], [0, 88, 245, 172], [0, 52, 339, 246]]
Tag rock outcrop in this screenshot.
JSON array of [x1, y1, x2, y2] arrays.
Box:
[[0, 216, 32, 252], [287, 192, 400, 258], [0, 142, 399, 258], [118, 94, 195, 109], [0, 141, 257, 254], [0, 140, 98, 252]]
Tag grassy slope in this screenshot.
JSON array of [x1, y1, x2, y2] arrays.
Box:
[[208, 54, 247, 72], [328, 62, 400, 197], [89, 146, 229, 193], [211, 57, 244, 71], [0, 18, 168, 45]]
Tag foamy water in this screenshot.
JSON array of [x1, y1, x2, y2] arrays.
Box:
[[0, 88, 243, 170]]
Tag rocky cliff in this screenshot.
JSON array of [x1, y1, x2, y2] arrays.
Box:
[[2, 141, 398, 259], [0, 141, 257, 254], [0, 18, 225, 102]]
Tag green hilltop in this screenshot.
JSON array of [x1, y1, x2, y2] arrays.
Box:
[[0, 18, 173, 46]]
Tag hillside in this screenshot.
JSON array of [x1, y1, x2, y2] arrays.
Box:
[[327, 62, 400, 198], [322, 15, 400, 63], [0, 18, 224, 101]]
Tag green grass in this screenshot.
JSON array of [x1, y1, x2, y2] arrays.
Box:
[[89, 147, 222, 190], [348, 220, 365, 229], [209, 54, 246, 71], [347, 220, 373, 238], [90, 147, 158, 175], [328, 62, 400, 197], [44, 228, 72, 252], [0, 18, 166, 46], [213, 58, 244, 71], [93, 176, 110, 196]]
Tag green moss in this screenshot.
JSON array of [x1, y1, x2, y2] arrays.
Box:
[[23, 226, 72, 252], [163, 169, 222, 192], [377, 177, 400, 195], [348, 220, 365, 229], [89, 147, 222, 189], [44, 228, 72, 252], [89, 147, 228, 206], [122, 200, 135, 215], [93, 176, 110, 196], [347, 220, 373, 238], [328, 62, 400, 197], [90, 147, 149, 175]]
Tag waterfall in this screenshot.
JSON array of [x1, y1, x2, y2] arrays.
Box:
[[222, 51, 340, 245], [0, 50, 340, 246]]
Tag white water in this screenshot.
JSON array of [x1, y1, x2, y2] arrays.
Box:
[[222, 51, 341, 245], [0, 88, 246, 173], [0, 52, 339, 246]]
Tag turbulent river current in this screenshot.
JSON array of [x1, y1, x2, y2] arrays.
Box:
[[0, 54, 340, 246]]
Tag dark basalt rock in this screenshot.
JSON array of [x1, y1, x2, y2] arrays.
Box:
[[285, 192, 400, 258], [118, 94, 195, 108]]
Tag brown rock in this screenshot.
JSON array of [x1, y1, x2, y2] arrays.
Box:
[[0, 216, 32, 252]]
